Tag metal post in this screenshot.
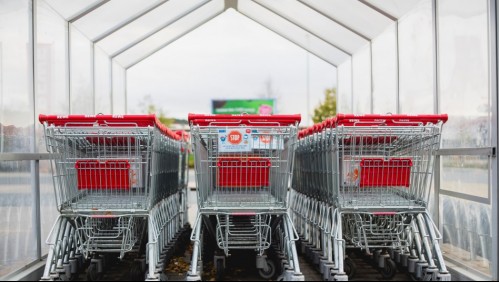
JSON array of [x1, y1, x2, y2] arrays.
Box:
[[431, 0, 440, 229], [370, 41, 374, 114], [490, 0, 498, 279], [67, 23, 72, 114], [110, 58, 113, 114], [92, 43, 96, 115], [124, 68, 128, 114], [30, 0, 42, 261], [395, 21, 400, 114]]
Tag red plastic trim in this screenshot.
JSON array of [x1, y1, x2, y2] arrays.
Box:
[[188, 113, 301, 126]]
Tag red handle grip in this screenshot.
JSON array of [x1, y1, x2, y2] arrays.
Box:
[[188, 113, 301, 126], [39, 114, 180, 140], [334, 113, 448, 127]]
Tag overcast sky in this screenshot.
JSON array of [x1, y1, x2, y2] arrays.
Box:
[[126, 8, 337, 126]]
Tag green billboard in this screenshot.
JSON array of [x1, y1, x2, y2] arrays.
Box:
[[212, 99, 275, 115]]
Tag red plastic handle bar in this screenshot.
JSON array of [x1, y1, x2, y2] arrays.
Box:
[[334, 113, 448, 127], [39, 114, 181, 140], [188, 113, 301, 126]]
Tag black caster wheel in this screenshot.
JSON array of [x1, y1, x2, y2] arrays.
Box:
[[215, 259, 224, 281], [258, 259, 276, 280], [344, 257, 357, 280], [86, 262, 100, 281], [381, 259, 397, 280]]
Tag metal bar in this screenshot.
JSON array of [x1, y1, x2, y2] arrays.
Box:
[[68, 23, 72, 114], [491, 0, 499, 280], [126, 10, 225, 69], [93, 0, 169, 43], [432, 0, 440, 115], [30, 0, 42, 261], [434, 155, 440, 227], [124, 69, 128, 114], [110, 57, 114, 114], [110, 0, 211, 59], [358, 0, 398, 21], [439, 189, 490, 205], [92, 43, 96, 114], [0, 153, 60, 161], [253, 0, 354, 56], [395, 20, 400, 114], [436, 147, 496, 157], [370, 41, 374, 114], [239, 11, 339, 68], [297, 0, 372, 41], [68, 0, 111, 23]]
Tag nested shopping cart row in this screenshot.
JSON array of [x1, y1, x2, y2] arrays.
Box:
[[291, 114, 451, 281], [187, 114, 304, 281], [39, 114, 189, 281]]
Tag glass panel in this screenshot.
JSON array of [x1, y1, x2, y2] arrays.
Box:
[[352, 45, 371, 114], [0, 161, 34, 276], [44, 0, 101, 20], [372, 23, 397, 114], [337, 59, 352, 113], [367, 0, 423, 19], [237, 0, 349, 67], [70, 27, 93, 115], [398, 0, 434, 114], [299, 0, 393, 39], [74, 0, 160, 42], [441, 155, 489, 199], [441, 195, 492, 278], [254, 0, 368, 54], [94, 47, 111, 114], [126, 8, 336, 126], [112, 62, 126, 114], [97, 0, 207, 56], [36, 0, 69, 151], [438, 0, 490, 148], [0, 0, 33, 154], [115, 0, 224, 68]]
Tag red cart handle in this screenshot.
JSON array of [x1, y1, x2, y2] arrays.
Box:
[[39, 114, 181, 140], [188, 113, 301, 126], [334, 113, 448, 127]]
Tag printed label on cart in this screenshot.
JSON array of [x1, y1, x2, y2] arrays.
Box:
[[342, 156, 360, 187], [218, 128, 252, 152], [252, 129, 284, 150]]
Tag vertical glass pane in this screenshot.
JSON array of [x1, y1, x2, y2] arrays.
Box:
[[337, 59, 352, 113], [441, 195, 492, 278], [112, 62, 126, 114], [352, 45, 371, 114], [94, 47, 111, 114], [441, 155, 489, 199], [438, 0, 490, 148], [70, 27, 93, 114], [0, 161, 34, 276], [36, 0, 69, 151], [0, 0, 33, 154], [372, 23, 397, 114], [398, 0, 434, 114]]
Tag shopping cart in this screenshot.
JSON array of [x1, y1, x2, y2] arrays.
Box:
[[39, 114, 188, 281], [291, 114, 451, 281], [187, 114, 304, 281]]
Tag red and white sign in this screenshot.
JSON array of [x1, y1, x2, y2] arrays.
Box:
[[218, 128, 252, 152]]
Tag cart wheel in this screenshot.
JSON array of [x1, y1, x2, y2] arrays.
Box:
[[344, 257, 357, 280], [129, 261, 144, 281], [86, 263, 100, 281], [215, 259, 224, 281], [258, 259, 276, 280], [381, 259, 397, 280]]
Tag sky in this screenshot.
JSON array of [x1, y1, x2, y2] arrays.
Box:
[[126, 8, 337, 126]]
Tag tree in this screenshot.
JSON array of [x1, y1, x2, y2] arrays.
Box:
[[312, 88, 337, 124], [139, 95, 174, 126]]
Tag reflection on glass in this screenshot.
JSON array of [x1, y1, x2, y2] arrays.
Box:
[[440, 195, 492, 278], [438, 0, 490, 148], [398, 0, 434, 114], [441, 156, 489, 199], [0, 0, 33, 154], [0, 161, 34, 277]]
